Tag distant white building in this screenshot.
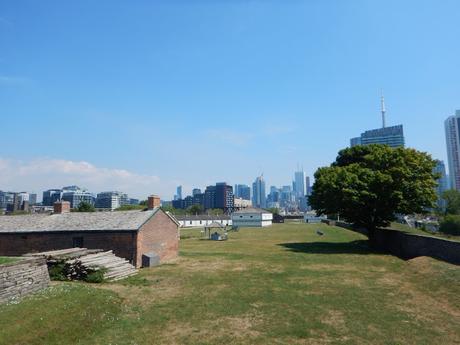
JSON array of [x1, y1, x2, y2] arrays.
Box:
[[231, 208, 273, 227], [175, 215, 232, 228], [304, 212, 327, 223], [234, 197, 252, 209]]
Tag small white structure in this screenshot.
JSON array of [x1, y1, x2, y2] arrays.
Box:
[[175, 215, 232, 228], [234, 197, 252, 209], [304, 212, 326, 223], [231, 208, 273, 227]]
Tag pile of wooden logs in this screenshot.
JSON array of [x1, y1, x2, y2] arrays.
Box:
[[25, 248, 138, 282]]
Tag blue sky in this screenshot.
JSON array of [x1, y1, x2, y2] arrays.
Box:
[[1, 0, 459, 199]]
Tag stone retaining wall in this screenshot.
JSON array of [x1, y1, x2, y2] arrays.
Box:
[[325, 220, 460, 265], [372, 228, 460, 265], [0, 257, 50, 303]]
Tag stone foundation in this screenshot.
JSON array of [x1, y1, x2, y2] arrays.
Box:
[[0, 257, 50, 303]]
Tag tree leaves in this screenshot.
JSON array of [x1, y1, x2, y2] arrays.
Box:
[[309, 145, 438, 232]]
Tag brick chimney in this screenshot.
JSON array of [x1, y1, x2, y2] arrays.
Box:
[[54, 201, 70, 214], [147, 195, 161, 210]]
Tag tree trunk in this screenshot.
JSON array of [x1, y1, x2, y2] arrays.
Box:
[[367, 226, 378, 248]]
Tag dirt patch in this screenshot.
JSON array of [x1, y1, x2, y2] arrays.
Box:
[[406, 256, 436, 275]]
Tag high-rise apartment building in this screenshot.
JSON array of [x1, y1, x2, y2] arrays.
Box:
[[215, 183, 234, 211], [445, 110, 460, 190], [202, 183, 233, 211], [252, 175, 266, 209]]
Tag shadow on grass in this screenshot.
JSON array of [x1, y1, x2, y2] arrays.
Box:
[[278, 240, 377, 255]]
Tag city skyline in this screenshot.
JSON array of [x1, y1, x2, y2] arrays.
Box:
[[1, 1, 458, 199]]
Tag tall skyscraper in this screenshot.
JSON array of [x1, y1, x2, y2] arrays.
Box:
[[433, 160, 448, 210], [234, 184, 251, 200], [350, 96, 405, 148], [445, 110, 460, 190], [252, 175, 266, 208], [305, 176, 311, 196], [294, 170, 306, 197], [175, 186, 183, 200]]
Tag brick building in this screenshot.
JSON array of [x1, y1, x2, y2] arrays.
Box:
[[0, 196, 179, 267]]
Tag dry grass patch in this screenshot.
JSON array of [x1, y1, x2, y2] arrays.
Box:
[[97, 277, 184, 308], [159, 313, 264, 344], [321, 310, 347, 332]]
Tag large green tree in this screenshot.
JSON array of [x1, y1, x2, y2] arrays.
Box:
[[441, 190, 460, 215], [187, 204, 203, 215], [309, 145, 438, 239]]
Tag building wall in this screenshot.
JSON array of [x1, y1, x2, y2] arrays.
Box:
[[136, 210, 179, 267], [232, 212, 273, 227], [0, 231, 137, 264], [0, 257, 50, 303], [179, 218, 232, 228]]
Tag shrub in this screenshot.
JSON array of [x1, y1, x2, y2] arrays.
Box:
[[439, 215, 460, 236], [84, 268, 107, 283], [48, 260, 106, 283], [48, 261, 68, 281]]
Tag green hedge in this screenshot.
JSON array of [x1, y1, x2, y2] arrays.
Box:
[[439, 215, 460, 236]]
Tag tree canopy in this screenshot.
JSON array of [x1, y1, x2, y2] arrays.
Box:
[[114, 204, 145, 211], [441, 189, 460, 215], [308, 145, 438, 237], [76, 201, 95, 212], [188, 204, 203, 215]]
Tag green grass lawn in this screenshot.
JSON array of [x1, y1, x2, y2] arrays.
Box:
[[0, 257, 20, 265], [1, 223, 459, 344]]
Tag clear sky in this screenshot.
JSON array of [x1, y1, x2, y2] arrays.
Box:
[[1, 0, 459, 200]]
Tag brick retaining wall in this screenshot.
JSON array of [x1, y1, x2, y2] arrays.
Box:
[[0, 257, 50, 303]]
